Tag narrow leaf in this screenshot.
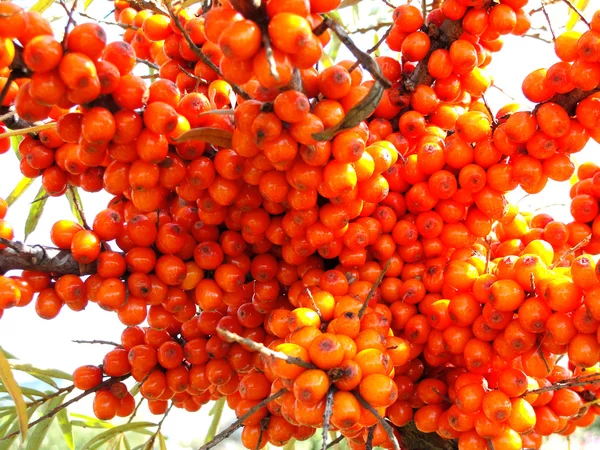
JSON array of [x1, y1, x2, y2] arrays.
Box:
[[25, 393, 68, 450], [29, 0, 54, 13], [0, 403, 40, 450], [5, 177, 34, 207], [57, 408, 75, 450], [312, 80, 384, 141], [0, 348, 28, 444], [373, 32, 381, 57], [0, 413, 16, 436], [0, 348, 17, 360], [566, 0, 590, 30], [80, 422, 158, 450], [11, 363, 73, 382], [204, 398, 225, 444], [83, 0, 94, 11], [172, 127, 233, 148], [10, 135, 23, 161], [65, 187, 85, 226], [123, 435, 132, 450], [24, 187, 48, 242], [157, 432, 167, 450]]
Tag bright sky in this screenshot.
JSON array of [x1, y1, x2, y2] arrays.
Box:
[[0, 1, 598, 448]]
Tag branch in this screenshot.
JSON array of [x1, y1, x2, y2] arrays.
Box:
[[546, 87, 600, 115], [321, 388, 335, 450], [403, 20, 463, 92], [322, 17, 392, 89], [167, 4, 250, 100], [72, 340, 121, 346], [353, 391, 400, 450], [0, 238, 97, 275], [358, 260, 390, 319], [198, 389, 286, 450], [396, 422, 458, 450], [216, 328, 315, 369]]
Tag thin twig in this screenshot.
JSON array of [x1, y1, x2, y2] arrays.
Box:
[[322, 17, 392, 89], [0, 72, 16, 112], [197, 389, 286, 450], [559, 0, 590, 27], [0, 375, 130, 441], [321, 388, 335, 450], [138, 58, 160, 72], [358, 260, 391, 319], [526, 373, 600, 395], [62, 0, 79, 47], [262, 33, 280, 83], [167, 4, 250, 100], [72, 339, 121, 346], [549, 234, 592, 269], [143, 403, 172, 450], [127, 397, 145, 424], [365, 425, 375, 450], [349, 25, 393, 72], [0, 110, 16, 123], [0, 122, 56, 139], [540, 1, 557, 41], [353, 390, 400, 450], [27, 385, 75, 407], [326, 435, 344, 449], [216, 328, 315, 369], [79, 12, 139, 30]]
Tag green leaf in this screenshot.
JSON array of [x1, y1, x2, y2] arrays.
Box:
[[10, 364, 72, 382], [373, 32, 382, 57], [65, 186, 85, 226], [157, 432, 167, 450], [0, 412, 16, 436], [312, 80, 385, 141], [5, 177, 34, 207], [10, 135, 23, 161], [0, 347, 28, 444], [204, 398, 225, 444], [29, 0, 54, 13], [57, 408, 74, 450], [326, 35, 342, 64], [80, 422, 158, 450], [0, 403, 40, 450], [123, 435, 132, 450], [24, 373, 58, 389], [25, 393, 68, 450], [0, 348, 17, 360], [172, 127, 232, 148], [70, 413, 113, 430], [24, 187, 48, 242]]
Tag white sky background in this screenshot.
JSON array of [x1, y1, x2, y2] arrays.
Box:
[[0, 0, 598, 448]]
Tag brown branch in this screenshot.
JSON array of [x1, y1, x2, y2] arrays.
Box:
[[167, 4, 250, 100], [72, 340, 121, 346], [396, 422, 458, 450], [0, 238, 97, 275], [353, 391, 400, 450], [540, 1, 557, 41], [127, 0, 167, 15], [321, 388, 335, 450], [216, 328, 315, 369], [322, 17, 392, 89], [198, 389, 286, 450], [549, 234, 592, 269], [0, 375, 130, 442], [559, 0, 590, 27], [358, 260, 390, 319], [403, 20, 463, 92], [526, 373, 600, 394], [547, 88, 600, 115]]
